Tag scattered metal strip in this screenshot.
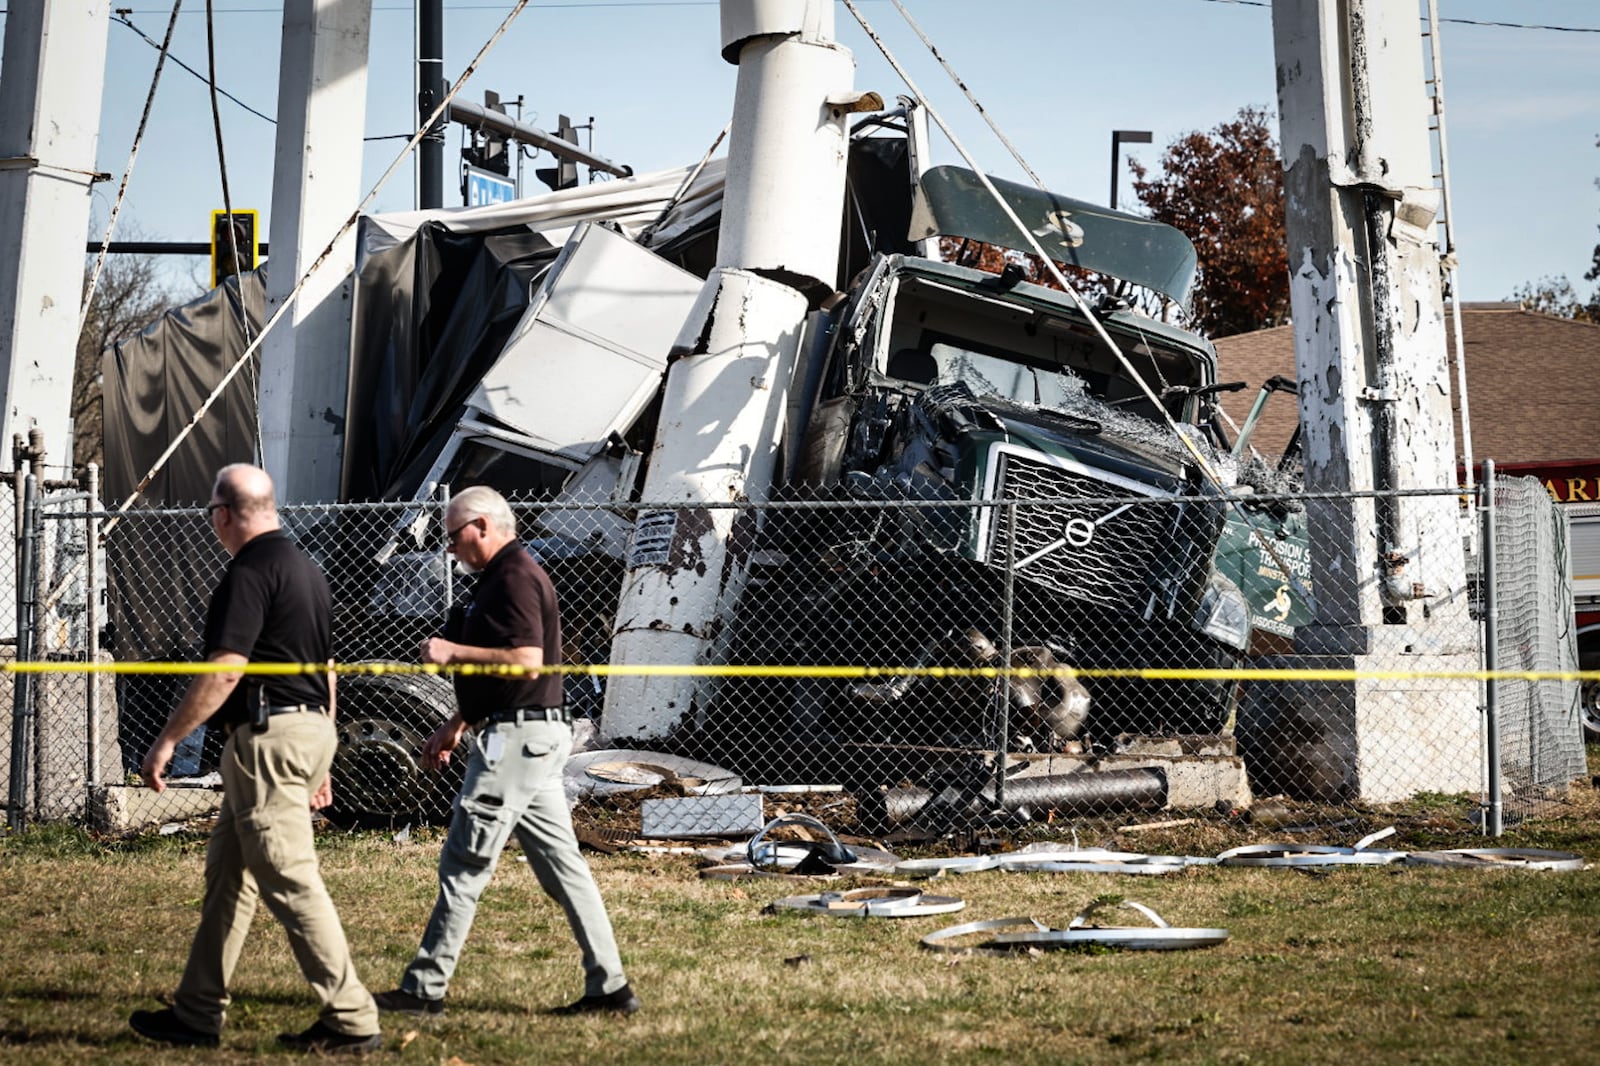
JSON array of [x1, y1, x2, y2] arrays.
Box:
[[771, 887, 967, 918], [1217, 843, 1405, 867], [894, 855, 1003, 877], [1402, 848, 1584, 871], [995, 899, 1227, 951], [921, 917, 1051, 954], [923, 901, 1227, 953], [1001, 859, 1187, 876], [1352, 826, 1399, 850]]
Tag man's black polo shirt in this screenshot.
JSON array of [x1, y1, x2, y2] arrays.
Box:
[[203, 529, 332, 728], [444, 541, 563, 723]]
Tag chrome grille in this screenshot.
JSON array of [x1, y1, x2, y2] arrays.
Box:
[[986, 451, 1180, 612]]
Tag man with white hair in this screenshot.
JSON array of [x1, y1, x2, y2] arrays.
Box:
[[130, 463, 383, 1055], [374, 485, 638, 1017]]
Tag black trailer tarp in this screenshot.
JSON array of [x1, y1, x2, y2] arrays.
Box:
[[100, 268, 266, 771], [342, 223, 560, 500]]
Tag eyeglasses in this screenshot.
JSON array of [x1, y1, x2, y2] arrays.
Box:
[[446, 517, 482, 546], [205, 502, 227, 517]]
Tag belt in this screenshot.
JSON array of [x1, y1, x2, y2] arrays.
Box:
[[481, 706, 571, 727], [266, 704, 328, 716]]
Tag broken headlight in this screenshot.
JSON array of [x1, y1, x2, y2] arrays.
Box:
[[1195, 572, 1251, 651]]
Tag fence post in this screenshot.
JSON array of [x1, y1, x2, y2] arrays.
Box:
[[1481, 459, 1502, 837], [86, 463, 101, 790], [438, 482, 452, 614], [8, 474, 39, 831], [992, 500, 1017, 813]]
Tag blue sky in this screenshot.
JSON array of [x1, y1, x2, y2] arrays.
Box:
[[43, 0, 1600, 303]]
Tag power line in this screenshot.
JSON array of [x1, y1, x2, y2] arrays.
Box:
[[114, 12, 274, 123], [82, 2, 1600, 33], [1190, 0, 1600, 34]]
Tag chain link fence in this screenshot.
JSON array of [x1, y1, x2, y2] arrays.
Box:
[[1, 470, 1589, 840], [1484, 471, 1587, 826]]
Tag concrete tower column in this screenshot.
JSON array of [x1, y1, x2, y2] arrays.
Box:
[[258, 0, 372, 502], [602, 0, 864, 743], [0, 1, 112, 472]]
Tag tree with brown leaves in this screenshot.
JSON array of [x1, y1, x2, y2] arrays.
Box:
[[1130, 106, 1289, 339]]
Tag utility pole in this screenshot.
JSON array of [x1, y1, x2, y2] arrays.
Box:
[[417, 0, 446, 209]]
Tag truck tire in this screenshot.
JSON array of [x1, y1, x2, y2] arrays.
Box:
[[326, 665, 466, 827]]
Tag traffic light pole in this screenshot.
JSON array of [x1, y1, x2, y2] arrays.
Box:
[[418, 0, 446, 208]]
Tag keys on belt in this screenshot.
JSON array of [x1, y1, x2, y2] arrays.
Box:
[[481, 706, 571, 727]]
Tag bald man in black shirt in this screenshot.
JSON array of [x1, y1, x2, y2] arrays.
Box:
[[130, 464, 382, 1056]]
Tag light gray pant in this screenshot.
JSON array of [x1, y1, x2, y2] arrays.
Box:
[[401, 718, 626, 1001], [173, 713, 380, 1037]]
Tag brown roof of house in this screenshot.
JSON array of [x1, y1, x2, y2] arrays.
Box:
[[1211, 303, 1600, 468]]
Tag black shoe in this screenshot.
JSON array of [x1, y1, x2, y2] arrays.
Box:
[[373, 987, 445, 1016], [129, 1007, 220, 1048], [551, 983, 642, 1016], [276, 1020, 383, 1056]]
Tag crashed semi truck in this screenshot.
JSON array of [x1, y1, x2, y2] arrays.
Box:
[[105, 128, 1272, 823], [328, 153, 1271, 801]]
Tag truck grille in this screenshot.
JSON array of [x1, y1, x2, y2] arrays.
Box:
[[985, 451, 1185, 613]]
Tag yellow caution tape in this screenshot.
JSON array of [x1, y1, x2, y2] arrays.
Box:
[[2, 659, 1598, 684]]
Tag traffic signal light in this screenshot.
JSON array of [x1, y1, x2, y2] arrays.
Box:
[[535, 115, 580, 192], [210, 210, 258, 289], [462, 91, 511, 176]]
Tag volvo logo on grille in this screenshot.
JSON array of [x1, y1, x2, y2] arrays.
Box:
[[1063, 517, 1097, 547]]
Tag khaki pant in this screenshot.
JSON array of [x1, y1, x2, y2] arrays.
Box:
[[172, 712, 379, 1037]]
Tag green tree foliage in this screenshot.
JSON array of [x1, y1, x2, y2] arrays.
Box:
[[1130, 106, 1289, 339]]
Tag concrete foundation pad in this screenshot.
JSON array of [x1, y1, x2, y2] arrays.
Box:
[[91, 784, 221, 832]]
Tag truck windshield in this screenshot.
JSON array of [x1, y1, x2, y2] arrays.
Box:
[[925, 341, 1092, 409]]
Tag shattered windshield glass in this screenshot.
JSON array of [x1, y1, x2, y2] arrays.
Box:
[[928, 342, 1091, 408]]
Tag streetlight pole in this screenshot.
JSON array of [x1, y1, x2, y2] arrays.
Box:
[[1109, 129, 1152, 210]]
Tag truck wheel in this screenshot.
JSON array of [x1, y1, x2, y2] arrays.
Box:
[[326, 666, 466, 827], [1580, 638, 1600, 745]]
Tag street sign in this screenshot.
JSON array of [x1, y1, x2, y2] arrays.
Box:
[[464, 165, 516, 207]]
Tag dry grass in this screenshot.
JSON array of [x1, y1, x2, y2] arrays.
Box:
[[5, 785, 1600, 1065]]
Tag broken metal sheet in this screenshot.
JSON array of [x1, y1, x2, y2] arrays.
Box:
[[1402, 848, 1585, 871], [563, 749, 742, 799], [640, 794, 766, 839], [770, 887, 967, 919], [923, 901, 1226, 953]]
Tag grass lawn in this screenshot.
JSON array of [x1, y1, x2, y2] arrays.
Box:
[[4, 790, 1600, 1064]]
